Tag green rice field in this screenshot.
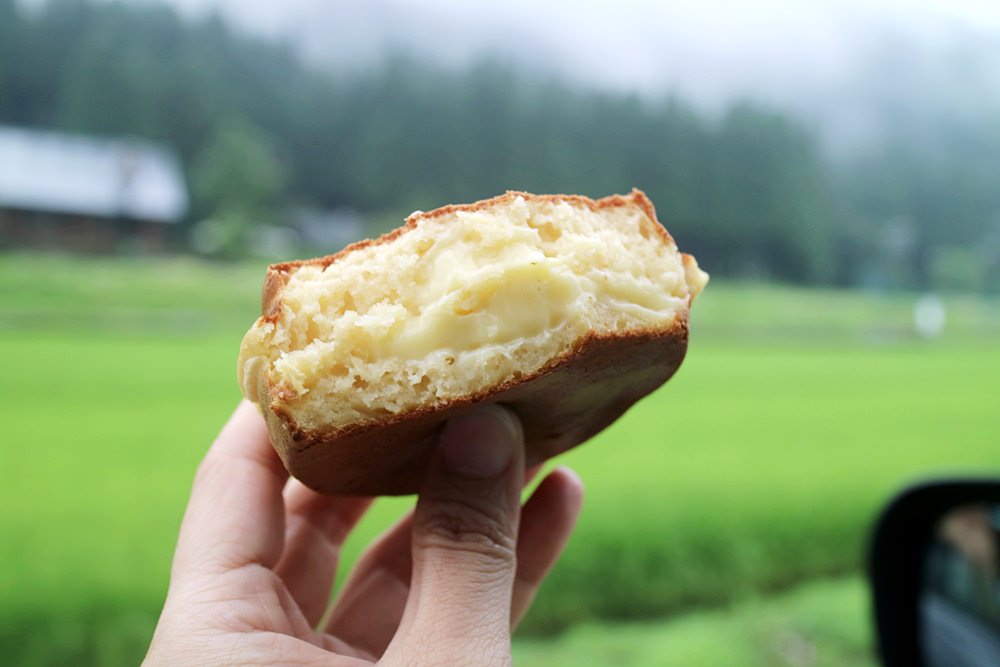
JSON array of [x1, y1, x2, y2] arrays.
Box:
[[1, 254, 999, 665]]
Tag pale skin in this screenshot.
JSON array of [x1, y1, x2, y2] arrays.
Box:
[[145, 401, 584, 666]]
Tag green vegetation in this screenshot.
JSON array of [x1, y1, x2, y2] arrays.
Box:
[[0, 0, 837, 282], [5, 0, 1000, 289], [515, 578, 876, 667], [2, 255, 999, 665]]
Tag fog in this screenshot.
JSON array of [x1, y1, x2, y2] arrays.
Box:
[[133, 0, 999, 160]]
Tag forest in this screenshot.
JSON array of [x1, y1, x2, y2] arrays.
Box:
[[1, 0, 998, 291]]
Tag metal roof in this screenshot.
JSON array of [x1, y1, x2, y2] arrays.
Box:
[[0, 125, 188, 223]]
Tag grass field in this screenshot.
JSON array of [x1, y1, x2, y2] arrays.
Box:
[[2, 254, 999, 665], [516, 577, 876, 667]]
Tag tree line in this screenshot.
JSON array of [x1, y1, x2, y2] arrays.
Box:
[[2, 0, 997, 290]]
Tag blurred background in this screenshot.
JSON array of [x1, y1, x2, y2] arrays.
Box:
[[1, 0, 999, 665]]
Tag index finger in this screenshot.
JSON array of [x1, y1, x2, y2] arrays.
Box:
[[172, 401, 289, 577]]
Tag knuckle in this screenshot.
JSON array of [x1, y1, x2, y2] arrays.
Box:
[[415, 498, 517, 567]]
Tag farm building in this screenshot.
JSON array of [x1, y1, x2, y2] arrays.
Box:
[[0, 125, 188, 252]]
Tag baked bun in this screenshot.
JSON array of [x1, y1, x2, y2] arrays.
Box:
[[238, 190, 707, 495]]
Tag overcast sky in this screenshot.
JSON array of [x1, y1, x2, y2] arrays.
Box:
[[145, 0, 1000, 158], [157, 0, 1000, 105]]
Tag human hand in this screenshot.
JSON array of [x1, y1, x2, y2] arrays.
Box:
[[144, 401, 583, 666]]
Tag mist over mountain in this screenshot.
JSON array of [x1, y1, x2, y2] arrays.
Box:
[[159, 0, 1000, 159], [160, 0, 1000, 288]]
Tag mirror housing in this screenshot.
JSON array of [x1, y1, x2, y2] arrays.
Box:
[[869, 479, 1000, 667]]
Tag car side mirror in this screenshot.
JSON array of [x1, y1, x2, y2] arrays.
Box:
[[870, 479, 1000, 667]]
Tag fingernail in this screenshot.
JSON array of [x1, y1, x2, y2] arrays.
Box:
[[439, 405, 521, 479]]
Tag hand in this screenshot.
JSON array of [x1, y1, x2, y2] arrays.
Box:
[[144, 401, 584, 666]]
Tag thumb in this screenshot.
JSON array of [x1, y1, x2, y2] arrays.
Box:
[[385, 404, 524, 666]]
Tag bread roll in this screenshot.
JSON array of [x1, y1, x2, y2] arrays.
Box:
[[239, 190, 707, 495]]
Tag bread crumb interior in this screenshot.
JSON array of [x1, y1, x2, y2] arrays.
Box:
[[239, 194, 706, 430]]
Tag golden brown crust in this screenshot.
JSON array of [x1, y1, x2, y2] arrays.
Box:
[[260, 315, 689, 495], [261, 268, 290, 321]]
